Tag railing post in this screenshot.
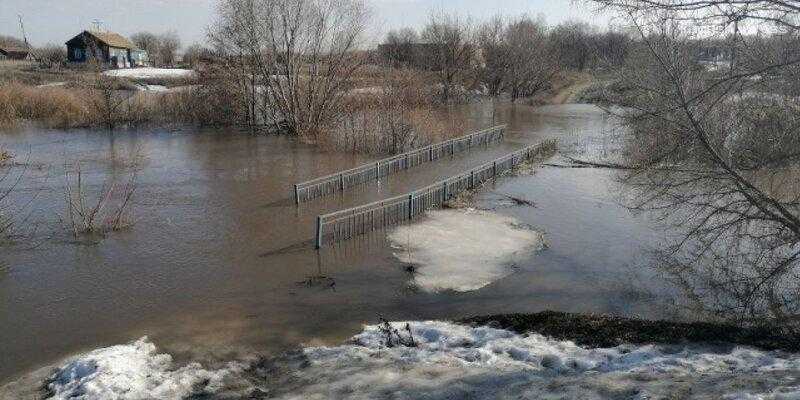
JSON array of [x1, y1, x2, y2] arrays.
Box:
[[443, 181, 448, 201], [493, 161, 497, 178], [408, 194, 414, 220], [429, 146, 433, 161], [339, 173, 344, 191], [375, 162, 380, 180], [315, 216, 323, 249], [294, 184, 300, 205], [470, 170, 475, 189]]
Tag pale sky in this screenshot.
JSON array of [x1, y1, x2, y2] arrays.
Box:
[[0, 0, 612, 48]]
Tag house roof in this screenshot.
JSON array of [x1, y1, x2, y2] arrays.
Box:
[[66, 30, 136, 49], [0, 46, 29, 54], [0, 46, 30, 59]]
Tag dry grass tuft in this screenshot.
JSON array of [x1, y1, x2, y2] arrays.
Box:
[[0, 82, 93, 129]]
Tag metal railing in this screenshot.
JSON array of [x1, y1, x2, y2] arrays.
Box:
[[294, 125, 507, 204], [314, 139, 556, 248]]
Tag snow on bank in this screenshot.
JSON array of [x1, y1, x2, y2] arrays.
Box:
[[35, 322, 800, 399], [388, 209, 544, 292], [103, 68, 195, 80], [280, 321, 800, 399], [45, 337, 244, 400]]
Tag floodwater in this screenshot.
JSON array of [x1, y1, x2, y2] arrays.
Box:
[[0, 103, 666, 388]]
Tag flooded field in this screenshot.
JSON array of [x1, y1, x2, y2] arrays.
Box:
[[0, 103, 668, 391]]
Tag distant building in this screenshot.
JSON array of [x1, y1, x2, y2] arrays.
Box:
[[65, 30, 148, 68], [0, 45, 31, 60]]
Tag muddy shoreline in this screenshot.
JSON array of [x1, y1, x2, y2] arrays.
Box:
[[462, 311, 800, 352]]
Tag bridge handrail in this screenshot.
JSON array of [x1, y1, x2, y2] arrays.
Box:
[[293, 125, 507, 203], [315, 139, 557, 247]]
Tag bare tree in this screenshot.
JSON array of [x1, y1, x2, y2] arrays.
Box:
[[158, 31, 181, 67], [420, 12, 476, 103], [590, 0, 800, 324], [504, 16, 559, 101], [210, 0, 370, 137], [182, 43, 212, 67], [592, 29, 633, 67], [131, 32, 161, 66], [551, 21, 596, 70], [381, 28, 419, 66], [477, 16, 508, 97], [477, 16, 559, 101]]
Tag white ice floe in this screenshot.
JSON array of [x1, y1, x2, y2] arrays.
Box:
[[388, 209, 544, 292], [103, 68, 195, 79], [45, 337, 243, 400], [275, 321, 800, 400]]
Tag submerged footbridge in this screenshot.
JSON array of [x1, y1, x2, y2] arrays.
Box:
[[293, 125, 507, 204], [291, 124, 556, 248]]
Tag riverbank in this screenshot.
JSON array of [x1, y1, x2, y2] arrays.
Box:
[[464, 311, 800, 352], [13, 312, 800, 400]]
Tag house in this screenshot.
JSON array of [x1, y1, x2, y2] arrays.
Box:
[[0, 45, 31, 60], [65, 30, 147, 68]]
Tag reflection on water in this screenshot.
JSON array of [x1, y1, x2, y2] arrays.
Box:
[[0, 103, 665, 384]]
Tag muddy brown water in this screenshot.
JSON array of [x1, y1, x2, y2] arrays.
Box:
[[0, 103, 667, 385]]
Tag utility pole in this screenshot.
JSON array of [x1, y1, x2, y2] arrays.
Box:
[[18, 14, 29, 48]]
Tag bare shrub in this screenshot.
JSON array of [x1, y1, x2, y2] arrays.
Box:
[[62, 159, 139, 238], [87, 74, 132, 131], [0, 151, 34, 241], [35, 44, 67, 69], [327, 67, 463, 154]]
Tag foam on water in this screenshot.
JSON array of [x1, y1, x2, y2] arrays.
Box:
[[388, 209, 544, 292]]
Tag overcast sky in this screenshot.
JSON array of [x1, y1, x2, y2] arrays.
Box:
[[0, 0, 612, 48]]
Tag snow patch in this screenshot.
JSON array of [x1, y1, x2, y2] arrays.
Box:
[[36, 82, 67, 88], [32, 322, 800, 399], [103, 68, 195, 80], [388, 209, 544, 292], [275, 321, 800, 399], [45, 337, 243, 400], [134, 84, 169, 92]]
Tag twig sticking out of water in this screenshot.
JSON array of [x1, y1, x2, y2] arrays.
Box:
[[561, 155, 636, 170], [297, 275, 336, 291], [497, 193, 536, 207]]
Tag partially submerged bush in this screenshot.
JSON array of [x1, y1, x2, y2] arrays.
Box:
[[324, 68, 464, 154]]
